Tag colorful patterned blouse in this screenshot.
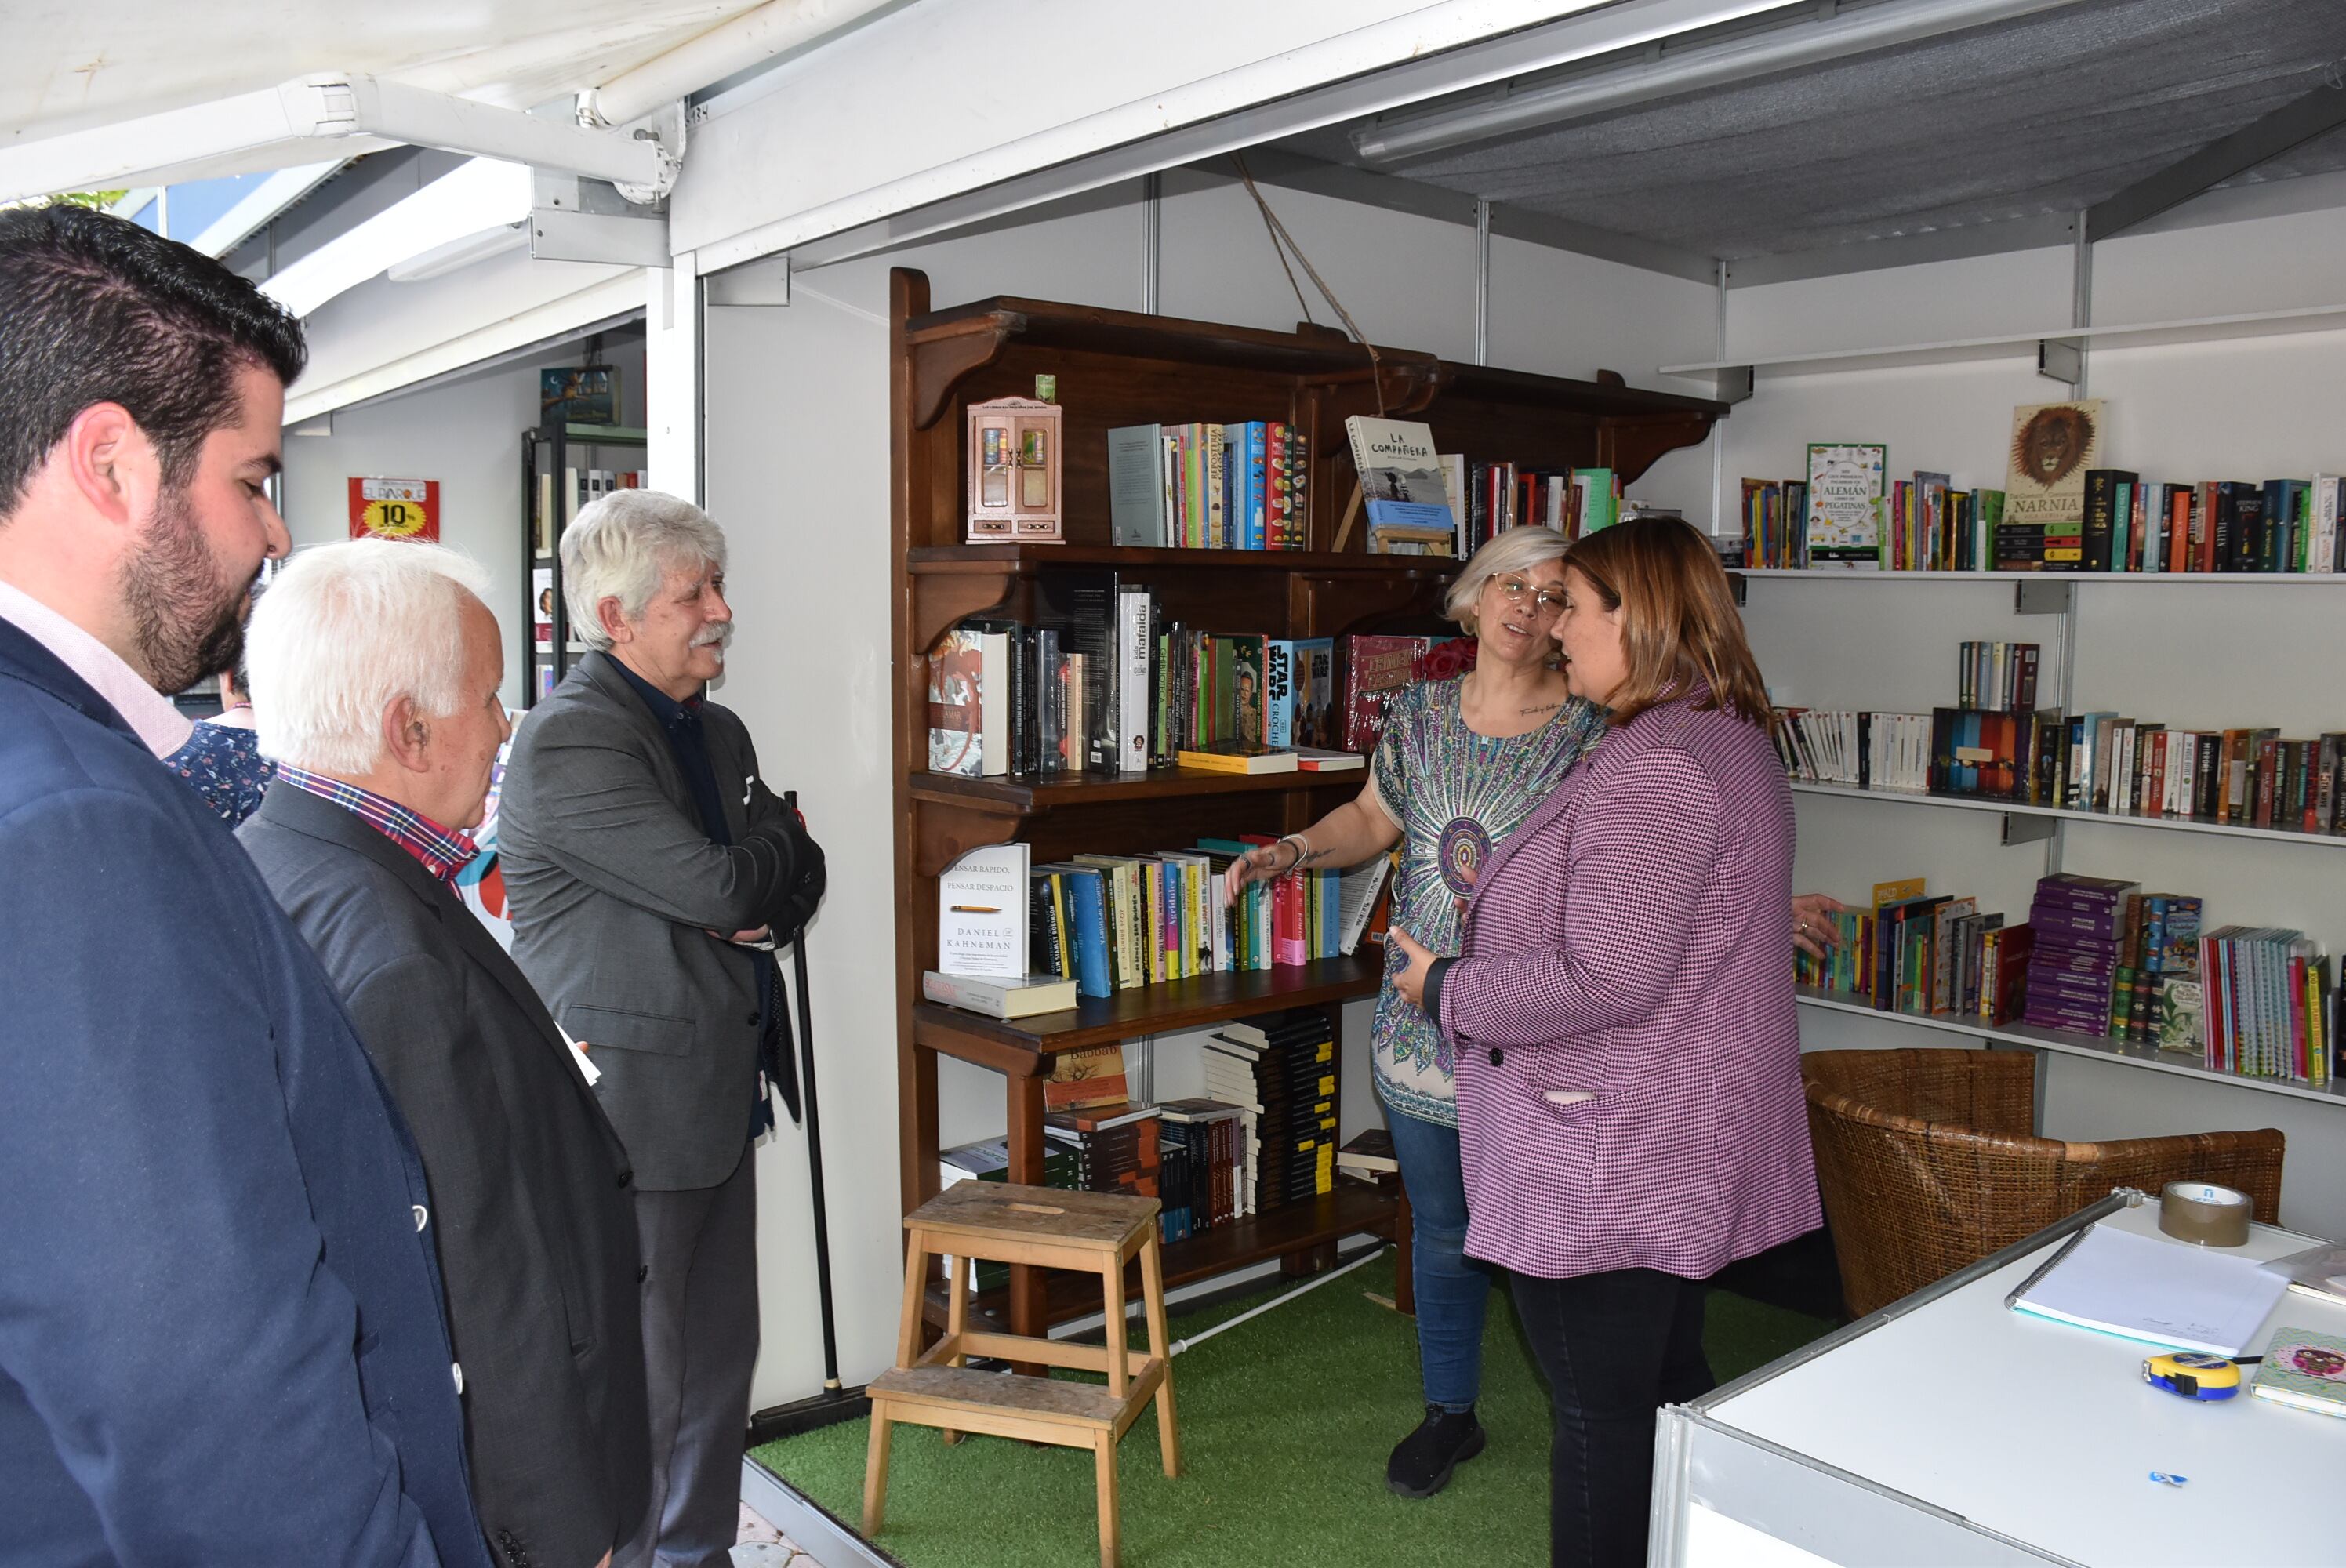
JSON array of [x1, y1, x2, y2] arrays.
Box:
[[1367, 676, 1606, 1128], [165, 718, 276, 829]]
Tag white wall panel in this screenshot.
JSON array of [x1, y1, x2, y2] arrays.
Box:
[[2093, 203, 2346, 324], [1724, 245, 2074, 363]]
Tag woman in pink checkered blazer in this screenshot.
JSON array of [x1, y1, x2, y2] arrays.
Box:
[[1392, 517, 1820, 1568]]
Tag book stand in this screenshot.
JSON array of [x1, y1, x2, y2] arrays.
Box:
[[865, 1181, 1180, 1568]]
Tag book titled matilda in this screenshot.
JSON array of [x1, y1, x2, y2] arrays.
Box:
[[1804, 444, 1886, 567], [2005, 399, 2104, 531], [1344, 417, 1454, 534]]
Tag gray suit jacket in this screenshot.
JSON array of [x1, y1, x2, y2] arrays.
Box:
[[499, 652, 813, 1192], [242, 782, 652, 1568]]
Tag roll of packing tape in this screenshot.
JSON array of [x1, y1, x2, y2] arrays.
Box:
[[2159, 1181, 2253, 1247]]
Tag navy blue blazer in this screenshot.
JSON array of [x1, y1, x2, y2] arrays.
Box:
[[0, 619, 490, 1568]]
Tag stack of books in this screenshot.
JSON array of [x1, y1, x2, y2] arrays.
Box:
[[1739, 477, 1809, 568], [1745, 450, 2344, 574], [1155, 1099, 1246, 1243], [2197, 926, 2330, 1083], [1797, 892, 2032, 1027], [2023, 875, 2137, 1035], [1043, 1102, 1160, 1203], [2109, 893, 2203, 1047], [1204, 1010, 1338, 1216], [1772, 709, 1934, 793], [1106, 421, 1309, 550], [1028, 844, 1386, 1000], [1956, 642, 2042, 712], [925, 577, 1349, 781]]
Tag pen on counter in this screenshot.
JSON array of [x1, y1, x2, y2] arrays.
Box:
[[949, 905, 1001, 914], [2005, 1223, 2094, 1311]]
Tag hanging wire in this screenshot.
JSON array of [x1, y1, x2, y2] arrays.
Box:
[[1230, 153, 1387, 415]]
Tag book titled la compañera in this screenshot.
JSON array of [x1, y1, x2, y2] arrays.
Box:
[[1345, 416, 1454, 534]]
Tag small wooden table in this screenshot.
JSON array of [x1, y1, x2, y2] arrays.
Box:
[[866, 1181, 1182, 1568]]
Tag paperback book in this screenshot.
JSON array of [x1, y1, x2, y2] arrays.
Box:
[[1344, 417, 1454, 535]]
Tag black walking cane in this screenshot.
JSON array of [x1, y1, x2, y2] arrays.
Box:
[[746, 793, 869, 1444]]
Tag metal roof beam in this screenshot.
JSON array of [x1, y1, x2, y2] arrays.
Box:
[[0, 75, 670, 208], [1722, 211, 2077, 288], [1230, 148, 1720, 285], [2086, 74, 2346, 245]]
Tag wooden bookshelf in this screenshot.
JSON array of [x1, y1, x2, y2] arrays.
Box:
[[888, 267, 1727, 1342]]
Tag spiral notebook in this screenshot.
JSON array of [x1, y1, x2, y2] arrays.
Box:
[[2007, 1222, 2286, 1356]]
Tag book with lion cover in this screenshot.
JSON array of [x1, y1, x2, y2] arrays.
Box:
[[2005, 399, 2104, 532]]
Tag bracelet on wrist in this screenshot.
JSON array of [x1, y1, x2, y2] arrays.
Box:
[[1279, 833, 1309, 871]]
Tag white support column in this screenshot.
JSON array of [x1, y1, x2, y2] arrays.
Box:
[[1473, 198, 1491, 366], [646, 252, 703, 503], [1142, 172, 1162, 315]]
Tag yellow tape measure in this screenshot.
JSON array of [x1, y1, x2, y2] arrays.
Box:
[[2142, 1351, 2242, 1400]]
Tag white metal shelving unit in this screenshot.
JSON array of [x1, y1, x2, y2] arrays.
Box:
[[1787, 779, 2346, 850], [1795, 987, 2346, 1109], [1665, 300, 2346, 390], [1734, 529, 2344, 1112]]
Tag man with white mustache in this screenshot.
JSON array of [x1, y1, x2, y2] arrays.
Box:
[[498, 490, 826, 1568]]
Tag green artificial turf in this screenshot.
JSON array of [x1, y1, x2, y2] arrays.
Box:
[[751, 1252, 1833, 1568]]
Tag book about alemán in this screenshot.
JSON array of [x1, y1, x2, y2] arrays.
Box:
[[1804, 444, 1887, 567]]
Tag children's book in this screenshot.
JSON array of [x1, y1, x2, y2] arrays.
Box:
[[2251, 1327, 2346, 1419]]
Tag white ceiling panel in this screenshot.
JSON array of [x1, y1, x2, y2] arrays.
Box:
[[2, 0, 764, 143]]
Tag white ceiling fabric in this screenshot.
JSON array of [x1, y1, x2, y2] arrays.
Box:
[[2, 1, 764, 147]]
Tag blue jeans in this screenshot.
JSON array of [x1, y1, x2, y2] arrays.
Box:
[[1385, 1105, 1498, 1413]]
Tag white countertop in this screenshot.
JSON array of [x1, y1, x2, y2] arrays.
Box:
[[1707, 1202, 2345, 1567]]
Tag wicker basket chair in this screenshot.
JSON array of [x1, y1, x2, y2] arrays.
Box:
[[1802, 1047, 2285, 1318]]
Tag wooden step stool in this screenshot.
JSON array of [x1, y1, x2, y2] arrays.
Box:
[[865, 1181, 1180, 1568]]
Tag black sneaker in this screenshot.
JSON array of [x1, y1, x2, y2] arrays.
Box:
[[1385, 1404, 1487, 1498]]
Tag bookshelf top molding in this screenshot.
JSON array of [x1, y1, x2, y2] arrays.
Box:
[[908, 543, 1462, 578], [1663, 301, 2346, 382], [911, 762, 1361, 818], [904, 288, 1730, 433]]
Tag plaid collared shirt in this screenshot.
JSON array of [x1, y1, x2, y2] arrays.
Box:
[[274, 765, 479, 891]]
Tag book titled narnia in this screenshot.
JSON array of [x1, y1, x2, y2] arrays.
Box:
[[2005, 399, 2104, 529]]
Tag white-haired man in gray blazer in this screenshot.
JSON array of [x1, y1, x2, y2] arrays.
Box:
[[499, 491, 825, 1568]]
